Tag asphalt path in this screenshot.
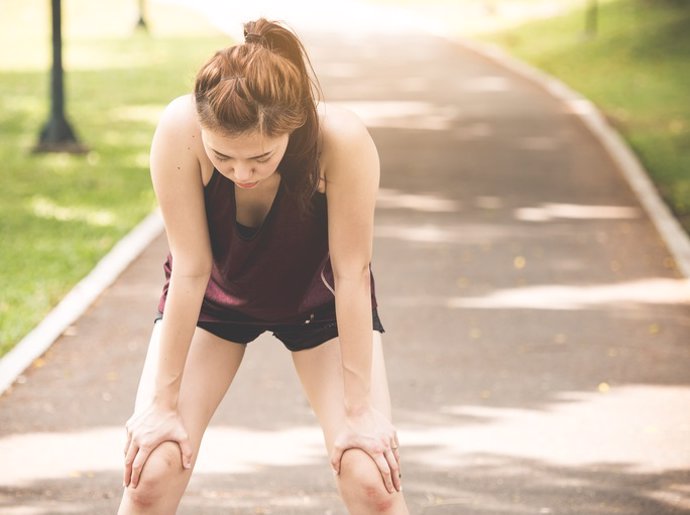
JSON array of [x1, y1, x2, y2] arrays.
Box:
[[1, 8, 690, 515]]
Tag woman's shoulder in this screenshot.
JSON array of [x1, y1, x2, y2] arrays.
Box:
[[153, 94, 210, 173], [317, 102, 370, 144], [150, 94, 215, 185], [317, 103, 377, 175], [157, 94, 200, 134], [318, 104, 379, 188]]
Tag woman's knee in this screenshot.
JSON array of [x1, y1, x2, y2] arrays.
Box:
[[337, 448, 398, 513], [125, 441, 187, 508]]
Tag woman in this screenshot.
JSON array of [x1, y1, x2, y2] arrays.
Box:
[[119, 18, 409, 514]]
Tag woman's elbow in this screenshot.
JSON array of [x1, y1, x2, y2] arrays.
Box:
[[170, 255, 213, 281], [333, 264, 371, 286]]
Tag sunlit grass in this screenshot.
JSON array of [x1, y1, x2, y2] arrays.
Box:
[[0, 1, 229, 355]]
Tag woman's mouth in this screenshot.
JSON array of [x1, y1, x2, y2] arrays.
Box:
[[236, 181, 259, 189]]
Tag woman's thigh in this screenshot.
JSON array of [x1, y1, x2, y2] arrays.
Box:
[[121, 323, 247, 512], [290, 332, 392, 450], [290, 333, 411, 513], [130, 321, 247, 466]]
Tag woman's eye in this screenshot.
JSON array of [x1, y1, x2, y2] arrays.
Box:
[[256, 157, 271, 164]]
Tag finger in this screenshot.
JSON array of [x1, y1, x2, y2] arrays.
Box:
[[391, 440, 401, 471], [177, 435, 193, 469], [330, 445, 345, 475], [373, 454, 395, 494], [393, 448, 402, 482], [385, 449, 402, 492], [130, 445, 151, 489], [123, 444, 138, 487], [389, 432, 401, 461], [390, 436, 400, 460], [123, 429, 132, 457]]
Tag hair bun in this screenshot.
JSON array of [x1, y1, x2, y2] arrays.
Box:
[[244, 30, 265, 46]]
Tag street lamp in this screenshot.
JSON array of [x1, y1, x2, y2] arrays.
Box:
[[34, 0, 87, 153], [135, 0, 148, 31], [585, 0, 599, 38]]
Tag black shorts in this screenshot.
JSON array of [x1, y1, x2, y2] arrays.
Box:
[[154, 302, 385, 352]]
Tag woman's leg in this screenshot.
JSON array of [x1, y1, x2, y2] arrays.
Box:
[[118, 322, 246, 515], [291, 332, 409, 515]]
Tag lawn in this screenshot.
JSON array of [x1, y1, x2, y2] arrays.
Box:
[[0, 0, 230, 356]]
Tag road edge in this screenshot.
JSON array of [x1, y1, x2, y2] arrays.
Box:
[[454, 36, 690, 279], [0, 210, 164, 396]]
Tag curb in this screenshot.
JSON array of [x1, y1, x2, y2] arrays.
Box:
[[454, 37, 690, 279], [0, 210, 164, 396]]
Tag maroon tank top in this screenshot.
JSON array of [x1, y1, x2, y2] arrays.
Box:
[[158, 168, 378, 323]]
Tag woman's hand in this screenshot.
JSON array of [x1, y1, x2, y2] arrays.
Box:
[[330, 406, 402, 493], [123, 402, 193, 488]]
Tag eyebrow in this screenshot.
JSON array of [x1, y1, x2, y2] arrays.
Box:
[[211, 148, 273, 160]]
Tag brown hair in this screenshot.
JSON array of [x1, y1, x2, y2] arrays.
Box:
[[194, 19, 322, 214]]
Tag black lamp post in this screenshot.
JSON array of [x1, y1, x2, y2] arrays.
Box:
[[136, 0, 148, 31], [34, 0, 87, 153], [585, 0, 599, 38]]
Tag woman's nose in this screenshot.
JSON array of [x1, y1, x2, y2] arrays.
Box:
[[234, 165, 254, 181]]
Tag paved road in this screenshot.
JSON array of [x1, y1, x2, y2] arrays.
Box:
[[2, 9, 690, 515]]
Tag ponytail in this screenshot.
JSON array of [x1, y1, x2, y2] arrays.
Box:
[[194, 19, 322, 215]]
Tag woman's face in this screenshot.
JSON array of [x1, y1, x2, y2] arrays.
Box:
[[201, 128, 290, 190]]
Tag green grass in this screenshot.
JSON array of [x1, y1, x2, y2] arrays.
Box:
[[0, 2, 229, 356], [477, 0, 690, 230]]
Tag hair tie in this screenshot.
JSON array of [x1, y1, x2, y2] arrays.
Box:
[[244, 32, 265, 45]]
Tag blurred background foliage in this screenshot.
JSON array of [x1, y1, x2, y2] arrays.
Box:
[[0, 0, 228, 356]]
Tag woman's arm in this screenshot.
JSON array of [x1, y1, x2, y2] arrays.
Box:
[[124, 95, 212, 488], [322, 106, 402, 493], [148, 95, 212, 407]]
